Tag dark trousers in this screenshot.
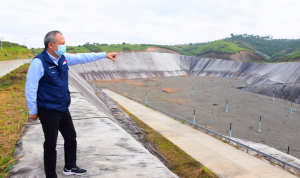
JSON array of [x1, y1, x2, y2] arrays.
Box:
[[38, 107, 77, 178]]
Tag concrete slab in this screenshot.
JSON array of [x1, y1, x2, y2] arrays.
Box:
[[103, 89, 297, 178], [205, 162, 258, 178], [9, 88, 178, 178]]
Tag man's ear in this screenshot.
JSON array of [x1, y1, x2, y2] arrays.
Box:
[[48, 42, 56, 50], [48, 42, 52, 49]]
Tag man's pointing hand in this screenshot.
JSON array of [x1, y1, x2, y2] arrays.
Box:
[[106, 53, 120, 62]]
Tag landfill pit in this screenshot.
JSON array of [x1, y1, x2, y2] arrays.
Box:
[[94, 76, 300, 159]]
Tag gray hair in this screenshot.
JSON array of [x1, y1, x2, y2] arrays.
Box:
[[44, 30, 62, 49]]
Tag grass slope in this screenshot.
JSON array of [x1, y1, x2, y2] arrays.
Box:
[[0, 42, 33, 61], [159, 40, 268, 60], [277, 52, 300, 62], [193, 40, 247, 55], [0, 64, 29, 178], [229, 34, 300, 61], [119, 105, 218, 178]]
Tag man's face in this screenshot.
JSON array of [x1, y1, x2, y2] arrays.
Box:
[[49, 33, 66, 51]]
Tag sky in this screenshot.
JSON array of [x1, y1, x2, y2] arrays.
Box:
[[1, 0, 300, 48]]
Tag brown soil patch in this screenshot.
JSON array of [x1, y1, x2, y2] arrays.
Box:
[[202, 50, 265, 62], [162, 88, 179, 93], [145, 47, 180, 54]]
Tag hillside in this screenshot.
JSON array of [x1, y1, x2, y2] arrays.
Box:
[[228, 34, 300, 62], [31, 34, 300, 63], [277, 52, 300, 62], [0, 42, 33, 61], [158, 40, 267, 62], [35, 43, 151, 54]]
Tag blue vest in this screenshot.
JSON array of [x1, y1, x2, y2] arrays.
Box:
[[36, 49, 70, 112]]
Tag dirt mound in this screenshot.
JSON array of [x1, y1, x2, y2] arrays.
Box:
[[202, 50, 264, 62], [145, 47, 180, 54]]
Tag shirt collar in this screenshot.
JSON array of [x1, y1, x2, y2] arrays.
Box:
[[46, 50, 61, 62]]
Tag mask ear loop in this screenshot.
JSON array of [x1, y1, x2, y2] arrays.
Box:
[[50, 42, 60, 54]]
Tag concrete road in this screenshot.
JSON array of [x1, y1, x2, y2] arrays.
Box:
[[0, 58, 32, 77], [0, 58, 31, 67]]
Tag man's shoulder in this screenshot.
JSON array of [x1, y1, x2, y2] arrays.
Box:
[[31, 57, 42, 64], [30, 58, 43, 69]]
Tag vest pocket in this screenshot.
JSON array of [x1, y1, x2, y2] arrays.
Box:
[[61, 65, 69, 79], [48, 69, 59, 76]]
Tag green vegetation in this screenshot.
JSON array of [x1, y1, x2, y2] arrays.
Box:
[[192, 40, 247, 55], [119, 105, 217, 178], [277, 52, 300, 62], [229, 34, 300, 61], [36, 43, 150, 54], [0, 64, 29, 178], [148, 39, 267, 59], [0, 42, 33, 61]]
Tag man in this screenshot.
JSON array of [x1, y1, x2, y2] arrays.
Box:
[[25, 30, 120, 177]]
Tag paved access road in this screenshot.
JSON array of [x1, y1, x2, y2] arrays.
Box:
[[0, 58, 32, 77], [0, 58, 31, 67]]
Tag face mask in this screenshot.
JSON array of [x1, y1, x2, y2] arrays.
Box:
[[52, 44, 66, 56]]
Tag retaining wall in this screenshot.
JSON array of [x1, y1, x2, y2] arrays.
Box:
[[0, 59, 32, 77]]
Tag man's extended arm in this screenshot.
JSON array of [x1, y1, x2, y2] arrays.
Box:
[[64, 52, 119, 66]]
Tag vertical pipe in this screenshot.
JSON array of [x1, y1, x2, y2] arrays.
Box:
[[229, 82, 231, 89], [290, 101, 293, 114], [273, 93, 274, 101], [145, 92, 147, 104], [225, 99, 228, 112], [192, 86, 194, 95], [0, 37, 3, 53], [257, 116, 261, 133], [202, 81, 204, 89], [229, 123, 232, 137], [192, 76, 194, 86], [287, 146, 290, 154], [193, 109, 195, 124], [161, 76, 163, 84], [246, 85, 248, 94]]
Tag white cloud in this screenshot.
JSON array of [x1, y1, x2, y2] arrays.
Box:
[[1, 0, 300, 48]]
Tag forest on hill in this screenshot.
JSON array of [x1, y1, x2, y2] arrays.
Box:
[[228, 34, 300, 62]]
